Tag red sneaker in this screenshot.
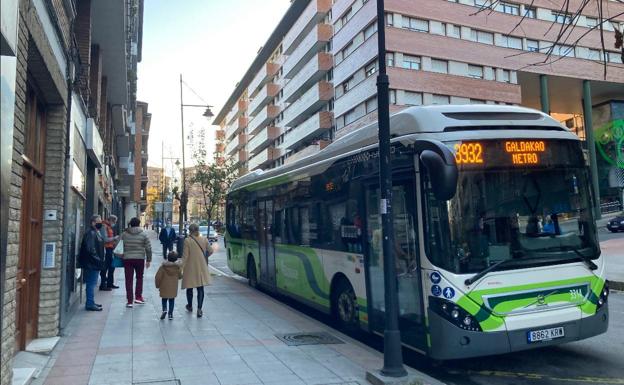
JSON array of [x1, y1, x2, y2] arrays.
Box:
[[135, 297, 145, 304]]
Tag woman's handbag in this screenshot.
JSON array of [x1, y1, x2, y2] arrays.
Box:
[[112, 240, 124, 267], [190, 236, 212, 264]]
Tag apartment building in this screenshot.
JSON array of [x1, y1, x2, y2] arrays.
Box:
[[215, 0, 623, 206], [0, 1, 145, 383]]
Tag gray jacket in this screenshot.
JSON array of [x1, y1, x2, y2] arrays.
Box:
[[121, 227, 152, 262]]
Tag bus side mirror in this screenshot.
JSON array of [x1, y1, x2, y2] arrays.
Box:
[[417, 143, 458, 201]]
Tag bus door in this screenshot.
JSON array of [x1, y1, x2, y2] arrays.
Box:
[[364, 178, 427, 351], [258, 199, 276, 287]]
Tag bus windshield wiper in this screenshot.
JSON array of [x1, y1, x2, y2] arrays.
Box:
[[464, 258, 523, 286]]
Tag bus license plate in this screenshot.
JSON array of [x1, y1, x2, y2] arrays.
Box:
[[527, 327, 565, 343]]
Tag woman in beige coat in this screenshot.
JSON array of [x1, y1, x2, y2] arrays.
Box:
[[182, 223, 211, 317]]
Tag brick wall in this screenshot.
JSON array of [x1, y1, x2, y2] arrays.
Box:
[[38, 106, 67, 338]]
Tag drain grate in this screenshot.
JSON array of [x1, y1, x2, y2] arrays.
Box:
[[275, 332, 344, 346]]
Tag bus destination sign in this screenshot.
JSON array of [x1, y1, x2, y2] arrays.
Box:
[[452, 140, 552, 168]]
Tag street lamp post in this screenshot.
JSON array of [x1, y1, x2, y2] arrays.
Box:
[[178, 74, 214, 242], [375, 0, 407, 378]]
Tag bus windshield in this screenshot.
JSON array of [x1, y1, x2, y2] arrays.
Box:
[[422, 139, 599, 274]]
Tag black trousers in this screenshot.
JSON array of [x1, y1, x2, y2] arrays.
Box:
[[186, 287, 205, 310], [162, 243, 174, 259], [100, 248, 115, 288]]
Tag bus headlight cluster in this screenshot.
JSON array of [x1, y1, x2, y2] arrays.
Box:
[[597, 283, 609, 310], [430, 297, 482, 332]]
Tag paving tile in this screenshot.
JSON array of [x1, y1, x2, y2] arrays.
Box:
[[172, 364, 214, 378], [214, 370, 262, 385], [175, 373, 221, 385], [44, 374, 90, 385]]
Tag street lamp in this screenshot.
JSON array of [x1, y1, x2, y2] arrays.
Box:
[[179, 73, 214, 239]]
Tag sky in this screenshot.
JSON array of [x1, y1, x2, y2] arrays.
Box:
[[137, 0, 291, 174]]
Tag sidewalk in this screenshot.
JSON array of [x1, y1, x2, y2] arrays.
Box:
[[32, 231, 442, 385]]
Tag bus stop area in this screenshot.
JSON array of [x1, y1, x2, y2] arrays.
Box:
[[24, 231, 443, 385]]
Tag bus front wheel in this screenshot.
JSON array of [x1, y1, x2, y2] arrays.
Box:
[[332, 279, 359, 332], [247, 256, 258, 288]]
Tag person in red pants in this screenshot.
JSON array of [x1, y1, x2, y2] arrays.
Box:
[[120, 217, 152, 307]]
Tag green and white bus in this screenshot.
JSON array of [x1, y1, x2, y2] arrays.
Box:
[[224, 105, 609, 359]]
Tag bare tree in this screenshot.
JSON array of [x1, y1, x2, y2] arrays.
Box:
[[471, 0, 623, 78]]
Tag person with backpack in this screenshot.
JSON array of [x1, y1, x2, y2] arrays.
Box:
[[155, 250, 182, 320], [182, 223, 211, 318]]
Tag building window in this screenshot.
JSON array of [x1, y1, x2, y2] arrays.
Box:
[[468, 64, 484, 79], [389, 89, 397, 104], [526, 39, 539, 52], [501, 35, 522, 49], [471, 29, 494, 44], [365, 97, 378, 113], [607, 51, 623, 64], [431, 59, 449, 73], [364, 22, 377, 40], [338, 7, 354, 30], [432, 94, 450, 105], [553, 44, 574, 57], [344, 108, 358, 125], [402, 17, 429, 32], [474, 0, 489, 7], [553, 12, 573, 24], [386, 52, 395, 66], [386, 13, 394, 26], [586, 17, 598, 28], [404, 91, 422, 106], [587, 48, 601, 60], [500, 2, 520, 15], [471, 99, 486, 104], [499, 69, 511, 83], [524, 6, 536, 18], [365, 61, 377, 77], [402, 55, 421, 70]]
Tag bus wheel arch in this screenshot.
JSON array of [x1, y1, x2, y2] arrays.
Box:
[[330, 274, 359, 331], [247, 254, 258, 288]]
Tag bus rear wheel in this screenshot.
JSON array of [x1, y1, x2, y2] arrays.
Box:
[[332, 279, 359, 332], [247, 257, 258, 288]]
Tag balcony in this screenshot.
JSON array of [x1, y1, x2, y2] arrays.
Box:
[[215, 142, 226, 153], [282, 81, 332, 128], [283, 0, 332, 55], [247, 126, 281, 155], [141, 150, 148, 161], [248, 147, 280, 171], [225, 116, 248, 141], [215, 129, 225, 141], [232, 149, 248, 166], [112, 105, 127, 134], [285, 142, 329, 165], [225, 133, 248, 156], [334, 74, 377, 117], [282, 52, 332, 103], [283, 23, 332, 79], [249, 62, 280, 98], [281, 111, 332, 150], [225, 98, 248, 125], [86, 118, 104, 168], [247, 105, 280, 136], [248, 83, 280, 116]]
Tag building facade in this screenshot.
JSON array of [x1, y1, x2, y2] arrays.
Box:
[[0, 1, 148, 383], [214, 0, 623, 209]]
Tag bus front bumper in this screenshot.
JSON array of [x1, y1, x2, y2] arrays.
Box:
[[427, 305, 609, 360]]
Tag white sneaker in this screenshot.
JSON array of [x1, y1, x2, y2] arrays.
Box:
[[126, 303, 133, 308]]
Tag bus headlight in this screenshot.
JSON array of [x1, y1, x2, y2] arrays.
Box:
[[597, 283, 609, 310], [429, 297, 482, 332]]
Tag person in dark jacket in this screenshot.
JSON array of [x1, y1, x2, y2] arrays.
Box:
[[79, 215, 106, 311], [99, 215, 120, 291], [159, 219, 177, 259]]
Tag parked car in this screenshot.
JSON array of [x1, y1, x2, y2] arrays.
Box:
[[199, 225, 218, 242], [606, 213, 624, 233]]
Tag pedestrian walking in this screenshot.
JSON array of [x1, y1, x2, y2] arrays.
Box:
[[99, 215, 120, 291], [121, 217, 152, 307], [159, 219, 177, 259], [78, 215, 105, 311], [182, 223, 211, 318], [155, 250, 182, 320]]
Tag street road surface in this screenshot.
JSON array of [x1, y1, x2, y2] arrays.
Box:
[[210, 236, 624, 385]]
